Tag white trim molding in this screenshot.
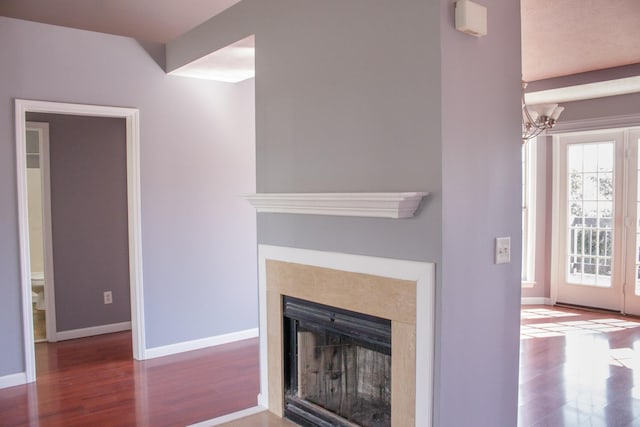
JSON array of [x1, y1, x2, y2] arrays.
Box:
[[145, 328, 259, 360], [0, 372, 27, 390], [55, 321, 132, 341], [548, 113, 640, 135], [242, 192, 428, 218], [525, 77, 640, 105], [186, 406, 267, 427], [522, 140, 537, 284], [522, 297, 552, 305]]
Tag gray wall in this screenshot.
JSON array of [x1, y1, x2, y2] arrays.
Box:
[[0, 16, 257, 376], [27, 113, 131, 332], [167, 0, 522, 425], [253, 0, 443, 263]]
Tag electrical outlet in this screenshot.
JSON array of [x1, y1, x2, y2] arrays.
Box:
[[495, 237, 511, 264], [104, 291, 113, 304]]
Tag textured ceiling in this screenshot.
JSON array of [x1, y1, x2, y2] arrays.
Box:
[[521, 0, 640, 82], [1, 0, 639, 82], [0, 0, 241, 44]]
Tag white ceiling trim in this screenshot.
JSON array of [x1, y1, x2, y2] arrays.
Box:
[[525, 76, 640, 105]]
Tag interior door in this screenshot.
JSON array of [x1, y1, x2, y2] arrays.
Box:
[[554, 130, 625, 311]]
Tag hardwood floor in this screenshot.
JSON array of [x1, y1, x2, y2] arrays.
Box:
[[519, 305, 640, 427], [4, 306, 639, 427], [0, 332, 259, 427]]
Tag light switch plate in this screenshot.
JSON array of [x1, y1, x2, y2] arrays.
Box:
[[495, 237, 511, 264]]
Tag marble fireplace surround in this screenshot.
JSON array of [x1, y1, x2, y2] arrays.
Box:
[[257, 245, 434, 426]]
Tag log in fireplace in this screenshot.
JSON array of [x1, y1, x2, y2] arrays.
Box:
[[283, 296, 392, 427]]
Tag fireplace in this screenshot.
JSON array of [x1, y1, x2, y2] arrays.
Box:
[[283, 296, 392, 426], [257, 245, 435, 426]]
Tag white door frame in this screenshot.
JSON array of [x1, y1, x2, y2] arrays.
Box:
[[25, 121, 57, 341], [551, 130, 625, 310], [15, 99, 146, 382]]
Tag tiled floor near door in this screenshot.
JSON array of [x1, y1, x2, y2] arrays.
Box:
[[519, 306, 640, 426]]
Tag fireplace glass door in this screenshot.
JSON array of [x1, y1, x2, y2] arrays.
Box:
[[283, 296, 391, 427]]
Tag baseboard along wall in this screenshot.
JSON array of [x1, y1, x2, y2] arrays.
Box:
[[55, 321, 132, 341], [144, 328, 259, 360], [186, 406, 267, 427], [521, 297, 551, 305], [0, 372, 27, 390]]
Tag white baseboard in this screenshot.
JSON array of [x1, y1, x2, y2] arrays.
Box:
[[0, 372, 27, 389], [144, 328, 259, 360], [187, 406, 266, 427], [522, 297, 551, 305], [55, 321, 132, 341], [257, 393, 267, 407]]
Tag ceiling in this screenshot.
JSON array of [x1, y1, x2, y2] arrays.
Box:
[[0, 0, 241, 44], [521, 0, 640, 82], [1, 0, 639, 82]]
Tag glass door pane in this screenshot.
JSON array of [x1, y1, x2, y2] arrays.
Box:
[[566, 142, 614, 287]]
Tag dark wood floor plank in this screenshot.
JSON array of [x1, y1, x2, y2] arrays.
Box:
[[519, 305, 640, 427], [5, 306, 639, 427], [0, 332, 259, 427]]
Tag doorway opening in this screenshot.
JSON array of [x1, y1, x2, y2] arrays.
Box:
[[15, 99, 146, 383]]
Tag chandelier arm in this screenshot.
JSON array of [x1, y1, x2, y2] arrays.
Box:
[[522, 81, 564, 143]]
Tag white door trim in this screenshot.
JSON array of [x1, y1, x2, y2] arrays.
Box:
[[15, 99, 146, 383], [550, 135, 561, 306], [25, 121, 57, 341], [551, 127, 640, 312]]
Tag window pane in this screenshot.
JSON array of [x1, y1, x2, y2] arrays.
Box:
[[583, 173, 598, 200], [568, 145, 583, 172], [583, 144, 598, 172], [598, 143, 614, 172], [566, 142, 614, 287], [598, 173, 613, 200], [570, 174, 583, 200]]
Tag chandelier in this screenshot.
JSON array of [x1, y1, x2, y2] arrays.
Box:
[[522, 82, 564, 143]]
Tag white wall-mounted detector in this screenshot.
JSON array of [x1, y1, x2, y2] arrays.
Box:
[[455, 0, 487, 37]]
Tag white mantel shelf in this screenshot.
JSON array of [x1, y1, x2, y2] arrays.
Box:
[[242, 192, 428, 219]]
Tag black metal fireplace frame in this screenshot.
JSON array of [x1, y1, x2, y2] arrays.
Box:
[[282, 296, 392, 427]]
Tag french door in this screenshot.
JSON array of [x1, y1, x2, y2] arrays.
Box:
[[553, 128, 640, 314]]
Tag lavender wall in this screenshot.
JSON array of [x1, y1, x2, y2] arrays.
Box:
[[559, 92, 640, 122], [0, 17, 257, 376], [168, 0, 522, 425], [438, 0, 522, 424], [27, 113, 131, 332], [522, 137, 552, 300]]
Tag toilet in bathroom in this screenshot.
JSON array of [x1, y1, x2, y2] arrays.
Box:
[[31, 271, 45, 311]]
